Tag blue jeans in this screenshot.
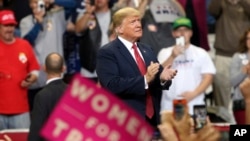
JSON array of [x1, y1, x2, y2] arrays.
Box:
[[0, 112, 30, 130]]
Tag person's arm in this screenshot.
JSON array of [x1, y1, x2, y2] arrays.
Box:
[[171, 0, 185, 17], [158, 46, 184, 67], [240, 77, 250, 124], [208, 0, 223, 19], [75, 0, 95, 34], [22, 23, 43, 46], [181, 74, 213, 101], [111, 0, 130, 12], [137, 0, 149, 18], [230, 53, 248, 87]]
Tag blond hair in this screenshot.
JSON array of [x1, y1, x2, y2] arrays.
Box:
[[112, 7, 141, 29]]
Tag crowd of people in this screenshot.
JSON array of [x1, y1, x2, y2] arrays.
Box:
[[0, 0, 250, 141]]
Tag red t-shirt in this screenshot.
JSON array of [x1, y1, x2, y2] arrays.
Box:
[[0, 38, 39, 114]]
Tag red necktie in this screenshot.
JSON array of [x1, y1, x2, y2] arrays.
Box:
[[132, 43, 154, 118]]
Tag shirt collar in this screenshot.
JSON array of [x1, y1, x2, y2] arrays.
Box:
[[46, 77, 61, 85], [118, 36, 137, 50]]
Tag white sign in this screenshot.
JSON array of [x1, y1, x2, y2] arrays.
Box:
[[149, 0, 184, 23]]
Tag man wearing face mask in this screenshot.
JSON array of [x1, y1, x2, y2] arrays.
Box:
[[157, 17, 216, 115], [19, 0, 76, 112]]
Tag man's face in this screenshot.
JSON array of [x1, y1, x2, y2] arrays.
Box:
[[0, 24, 15, 42], [173, 26, 192, 45], [118, 15, 142, 42]]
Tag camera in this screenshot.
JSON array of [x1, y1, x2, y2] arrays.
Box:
[[37, 0, 45, 12]]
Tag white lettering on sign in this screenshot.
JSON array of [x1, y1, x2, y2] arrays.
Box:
[[107, 104, 128, 126], [52, 118, 94, 140], [137, 127, 152, 141], [2, 14, 14, 21], [71, 79, 94, 102], [126, 117, 140, 136], [92, 94, 109, 113], [85, 117, 121, 141], [65, 129, 83, 141], [53, 118, 69, 137]]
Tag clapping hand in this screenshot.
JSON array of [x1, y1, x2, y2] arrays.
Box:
[[160, 65, 177, 81]]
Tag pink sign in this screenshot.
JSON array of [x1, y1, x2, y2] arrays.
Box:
[[41, 74, 153, 141]]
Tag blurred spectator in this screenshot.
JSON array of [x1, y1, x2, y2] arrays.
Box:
[[28, 53, 67, 141], [157, 17, 215, 115], [240, 77, 250, 124], [8, 0, 32, 28], [75, 0, 111, 83], [20, 0, 76, 112], [208, 0, 250, 124], [0, 10, 39, 130], [140, 0, 185, 55], [177, 0, 210, 51], [159, 106, 220, 141], [230, 28, 250, 124]]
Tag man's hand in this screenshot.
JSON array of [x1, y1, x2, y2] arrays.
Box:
[[145, 61, 160, 83], [171, 44, 185, 58], [181, 91, 196, 102], [190, 118, 220, 141], [160, 65, 177, 81], [20, 74, 38, 88]]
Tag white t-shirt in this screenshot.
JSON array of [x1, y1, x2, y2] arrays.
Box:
[[157, 44, 216, 115]]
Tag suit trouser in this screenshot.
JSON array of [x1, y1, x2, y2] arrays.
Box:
[[213, 55, 235, 123]]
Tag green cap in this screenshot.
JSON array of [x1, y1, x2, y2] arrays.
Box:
[[172, 17, 192, 30]]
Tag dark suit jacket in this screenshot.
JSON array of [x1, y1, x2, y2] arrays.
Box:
[[96, 38, 171, 125], [28, 79, 67, 141]]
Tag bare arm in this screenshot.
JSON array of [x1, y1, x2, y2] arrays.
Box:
[[240, 77, 250, 124], [193, 74, 213, 96], [181, 74, 213, 102], [75, 0, 95, 34], [137, 0, 149, 18], [171, 0, 186, 17]]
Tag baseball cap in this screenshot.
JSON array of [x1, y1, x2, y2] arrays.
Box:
[[0, 10, 17, 25], [172, 17, 192, 30]]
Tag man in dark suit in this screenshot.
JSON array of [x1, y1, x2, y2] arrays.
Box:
[[96, 7, 177, 129], [28, 53, 67, 141]]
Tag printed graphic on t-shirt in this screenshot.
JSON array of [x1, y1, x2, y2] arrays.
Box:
[[19, 52, 27, 64]]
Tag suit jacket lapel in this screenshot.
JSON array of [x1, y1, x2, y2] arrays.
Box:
[[137, 43, 150, 67], [115, 39, 142, 74]]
